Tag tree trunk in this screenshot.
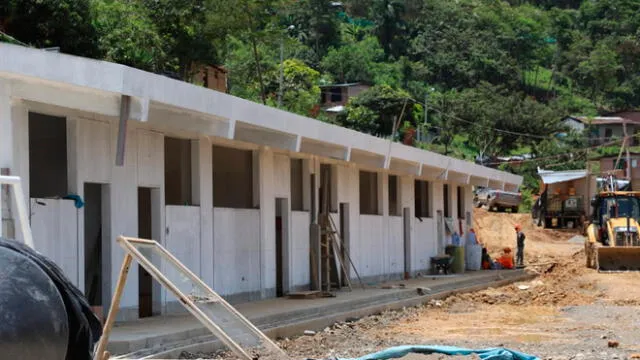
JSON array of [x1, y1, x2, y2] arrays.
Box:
[[243, 3, 267, 105]]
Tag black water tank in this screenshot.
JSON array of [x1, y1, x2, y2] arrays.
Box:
[[0, 246, 69, 360]]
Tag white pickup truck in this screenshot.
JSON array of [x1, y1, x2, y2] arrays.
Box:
[[473, 187, 522, 212]]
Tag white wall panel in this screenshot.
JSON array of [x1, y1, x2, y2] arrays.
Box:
[[357, 215, 385, 278], [414, 219, 437, 272], [165, 205, 201, 304], [387, 216, 404, 275], [77, 119, 111, 183], [213, 208, 260, 296], [291, 211, 310, 287], [30, 198, 80, 285], [137, 129, 164, 187], [273, 154, 290, 198]]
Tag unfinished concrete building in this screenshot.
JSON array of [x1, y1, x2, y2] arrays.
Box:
[[0, 43, 522, 321]]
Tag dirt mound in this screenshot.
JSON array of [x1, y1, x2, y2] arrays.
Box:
[[433, 251, 597, 308], [473, 208, 581, 262]]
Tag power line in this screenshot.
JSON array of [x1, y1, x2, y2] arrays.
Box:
[[482, 134, 639, 166], [321, 89, 629, 142], [409, 97, 555, 140]]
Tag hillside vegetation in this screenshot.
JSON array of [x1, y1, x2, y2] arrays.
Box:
[[2, 0, 639, 189]]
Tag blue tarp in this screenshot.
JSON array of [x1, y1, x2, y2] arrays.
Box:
[[339, 345, 540, 360]]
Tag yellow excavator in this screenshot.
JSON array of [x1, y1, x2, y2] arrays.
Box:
[[586, 175, 640, 271]]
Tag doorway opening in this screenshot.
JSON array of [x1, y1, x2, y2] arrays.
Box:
[[137, 187, 158, 318], [339, 202, 350, 287], [319, 164, 336, 215], [84, 183, 109, 321], [275, 198, 289, 297], [437, 210, 445, 254], [28, 112, 68, 198], [403, 207, 411, 279]]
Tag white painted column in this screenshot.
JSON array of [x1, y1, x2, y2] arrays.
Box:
[[258, 148, 276, 298], [380, 172, 389, 275], [1, 83, 29, 240], [400, 175, 414, 276], [194, 137, 214, 287], [109, 124, 140, 321], [0, 80, 13, 170], [0, 80, 11, 238]]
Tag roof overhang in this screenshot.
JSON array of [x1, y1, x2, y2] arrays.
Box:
[[0, 43, 522, 188]]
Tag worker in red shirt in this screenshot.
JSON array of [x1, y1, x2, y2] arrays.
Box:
[[496, 247, 514, 269]]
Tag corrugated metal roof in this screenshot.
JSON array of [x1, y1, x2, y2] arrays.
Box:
[[569, 116, 632, 125], [537, 168, 587, 184]]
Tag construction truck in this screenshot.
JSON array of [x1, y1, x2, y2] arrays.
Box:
[[585, 175, 640, 271]]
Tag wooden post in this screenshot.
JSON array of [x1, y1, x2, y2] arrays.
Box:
[[93, 253, 133, 360]]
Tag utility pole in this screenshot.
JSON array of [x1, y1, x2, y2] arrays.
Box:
[[420, 88, 434, 142], [278, 38, 284, 108], [278, 25, 295, 109], [623, 121, 632, 181], [423, 92, 428, 131]]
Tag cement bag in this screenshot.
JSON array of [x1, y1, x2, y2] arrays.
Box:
[[465, 244, 482, 271], [0, 237, 102, 360]]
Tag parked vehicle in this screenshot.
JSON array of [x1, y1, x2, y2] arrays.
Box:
[[532, 190, 585, 229], [473, 187, 521, 212]]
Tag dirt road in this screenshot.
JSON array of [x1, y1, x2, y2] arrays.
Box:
[[183, 209, 640, 359]]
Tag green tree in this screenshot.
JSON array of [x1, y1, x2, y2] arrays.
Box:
[[269, 59, 321, 116], [0, 0, 99, 56], [91, 0, 170, 73], [342, 85, 413, 136], [284, 0, 341, 64], [321, 36, 384, 83], [141, 0, 218, 78], [575, 42, 622, 106]]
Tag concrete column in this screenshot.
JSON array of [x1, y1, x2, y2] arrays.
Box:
[[194, 138, 214, 287], [0, 81, 11, 238], [1, 83, 28, 240], [109, 124, 139, 321], [400, 175, 414, 277], [258, 148, 276, 298], [380, 172, 389, 275], [0, 80, 12, 170]]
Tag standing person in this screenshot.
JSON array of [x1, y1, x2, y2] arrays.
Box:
[[515, 224, 525, 267]]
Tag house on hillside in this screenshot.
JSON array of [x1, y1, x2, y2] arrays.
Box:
[[192, 64, 228, 93], [595, 152, 640, 190], [0, 43, 520, 322], [320, 82, 371, 114], [562, 115, 640, 146]]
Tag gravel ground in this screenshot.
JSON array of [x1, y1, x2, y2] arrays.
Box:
[[179, 210, 640, 360]]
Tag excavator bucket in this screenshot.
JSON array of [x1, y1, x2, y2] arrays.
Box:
[[597, 247, 640, 271]]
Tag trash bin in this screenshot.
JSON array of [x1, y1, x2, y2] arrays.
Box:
[[465, 244, 482, 271], [451, 246, 466, 273]]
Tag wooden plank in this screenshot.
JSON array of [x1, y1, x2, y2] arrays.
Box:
[[93, 254, 133, 360], [288, 291, 321, 299]]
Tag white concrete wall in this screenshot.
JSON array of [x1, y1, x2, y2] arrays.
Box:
[[385, 216, 404, 276], [213, 208, 261, 296], [5, 101, 480, 319], [357, 215, 385, 278], [413, 219, 438, 271], [165, 205, 201, 304], [291, 211, 310, 287], [30, 198, 80, 284]]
